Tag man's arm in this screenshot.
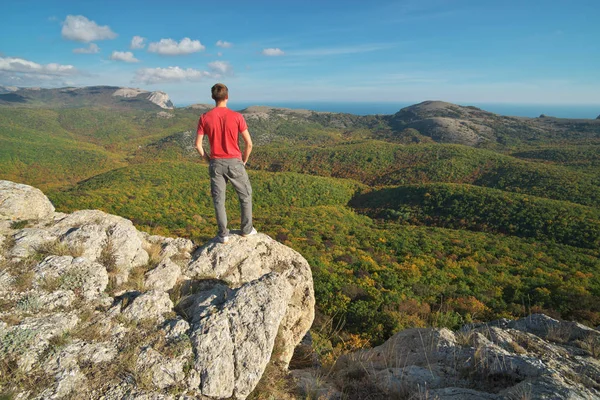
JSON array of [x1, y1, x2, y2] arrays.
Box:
[[240, 129, 253, 165], [195, 134, 210, 162], [196, 116, 210, 162]]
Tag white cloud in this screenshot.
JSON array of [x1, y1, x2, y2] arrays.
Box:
[[217, 52, 223, 57], [216, 40, 232, 48], [133, 66, 211, 84], [148, 38, 205, 55], [73, 43, 100, 54], [61, 15, 117, 43], [208, 61, 233, 75], [110, 51, 140, 63], [0, 56, 79, 86], [261, 48, 285, 56], [130, 36, 146, 49], [134, 60, 233, 84]]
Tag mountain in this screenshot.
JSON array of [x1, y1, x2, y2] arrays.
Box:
[[384, 100, 600, 147], [0, 86, 174, 110]]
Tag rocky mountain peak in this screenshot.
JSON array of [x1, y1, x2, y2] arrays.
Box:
[[112, 87, 174, 109]]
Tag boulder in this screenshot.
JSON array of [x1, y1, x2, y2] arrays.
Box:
[[184, 233, 315, 367], [0, 180, 55, 221], [190, 272, 292, 398]]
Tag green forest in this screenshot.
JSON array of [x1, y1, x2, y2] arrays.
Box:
[[1, 105, 599, 347]]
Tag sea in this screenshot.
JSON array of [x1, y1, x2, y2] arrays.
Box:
[[181, 101, 600, 119]]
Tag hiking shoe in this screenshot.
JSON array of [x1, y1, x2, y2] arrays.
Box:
[[242, 227, 257, 237], [215, 235, 230, 244]]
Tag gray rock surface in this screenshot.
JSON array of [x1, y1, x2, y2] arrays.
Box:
[[34, 255, 108, 300], [144, 258, 181, 291], [185, 233, 315, 367], [0, 180, 55, 221], [321, 314, 600, 399], [191, 272, 292, 398], [121, 290, 174, 322]]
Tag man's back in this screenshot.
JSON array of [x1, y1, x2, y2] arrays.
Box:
[[198, 107, 247, 160]]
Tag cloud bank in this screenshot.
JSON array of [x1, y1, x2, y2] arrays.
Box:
[[0, 56, 78, 85], [61, 15, 117, 43], [148, 38, 205, 55]]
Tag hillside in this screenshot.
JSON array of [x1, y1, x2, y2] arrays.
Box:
[[1, 90, 600, 352]]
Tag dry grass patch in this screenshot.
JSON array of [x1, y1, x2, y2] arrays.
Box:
[[35, 239, 83, 259], [97, 240, 117, 273], [578, 333, 600, 358], [546, 323, 573, 343], [142, 242, 163, 269], [248, 362, 298, 400]]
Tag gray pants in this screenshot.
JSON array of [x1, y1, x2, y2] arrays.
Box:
[[209, 158, 253, 238]]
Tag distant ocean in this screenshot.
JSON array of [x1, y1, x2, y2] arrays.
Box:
[[181, 101, 600, 119]]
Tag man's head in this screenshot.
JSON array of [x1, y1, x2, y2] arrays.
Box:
[[211, 83, 228, 102]]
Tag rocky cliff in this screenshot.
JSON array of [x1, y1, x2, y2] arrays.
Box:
[[0, 180, 314, 399]]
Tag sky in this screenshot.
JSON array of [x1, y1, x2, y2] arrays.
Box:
[[1, 0, 599, 106]]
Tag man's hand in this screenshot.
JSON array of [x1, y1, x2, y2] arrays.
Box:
[[202, 153, 210, 162]]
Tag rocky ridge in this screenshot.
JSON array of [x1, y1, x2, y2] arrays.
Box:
[[295, 314, 600, 399], [0, 86, 174, 110], [0, 180, 315, 399]]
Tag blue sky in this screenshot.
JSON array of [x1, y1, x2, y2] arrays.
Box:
[[1, 0, 599, 105]]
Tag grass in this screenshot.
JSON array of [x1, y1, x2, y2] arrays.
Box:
[[9, 221, 30, 230], [578, 333, 600, 358], [545, 323, 574, 344], [34, 239, 84, 259]]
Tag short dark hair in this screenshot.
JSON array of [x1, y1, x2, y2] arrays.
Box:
[[211, 83, 228, 101]]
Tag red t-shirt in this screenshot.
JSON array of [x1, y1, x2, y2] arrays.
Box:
[[197, 107, 248, 159]]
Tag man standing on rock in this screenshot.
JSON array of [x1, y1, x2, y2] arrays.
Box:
[[195, 83, 257, 243]]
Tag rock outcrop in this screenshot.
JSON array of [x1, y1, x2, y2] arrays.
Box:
[[295, 314, 600, 399], [388, 100, 546, 146], [0, 180, 315, 399]]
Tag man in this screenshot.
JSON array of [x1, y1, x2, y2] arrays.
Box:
[[195, 83, 256, 243]]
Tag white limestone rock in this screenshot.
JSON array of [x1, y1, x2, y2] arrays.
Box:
[[51, 210, 149, 283], [34, 255, 108, 300], [185, 233, 315, 367], [121, 290, 173, 322], [147, 91, 174, 109], [136, 347, 186, 389], [144, 258, 181, 291], [9, 228, 58, 259], [0, 180, 55, 221], [190, 272, 292, 399], [2, 312, 79, 372]]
